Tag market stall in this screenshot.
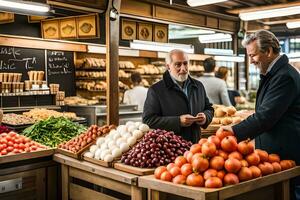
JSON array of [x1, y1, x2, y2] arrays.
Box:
[[139, 167, 300, 200]]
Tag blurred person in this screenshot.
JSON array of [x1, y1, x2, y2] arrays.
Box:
[[215, 66, 245, 106], [123, 72, 148, 111], [198, 58, 232, 106], [218, 30, 300, 200], [143, 49, 214, 143]]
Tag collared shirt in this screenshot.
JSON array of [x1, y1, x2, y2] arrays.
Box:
[[169, 73, 190, 97], [203, 72, 215, 77], [265, 55, 281, 75]]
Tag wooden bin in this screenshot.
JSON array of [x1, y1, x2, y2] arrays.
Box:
[[54, 153, 145, 200], [139, 167, 300, 200]]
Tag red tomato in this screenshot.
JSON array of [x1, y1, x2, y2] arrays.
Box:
[[7, 146, 14, 152], [13, 144, 19, 149], [30, 146, 37, 151], [18, 143, 25, 150], [7, 141, 14, 146], [0, 138, 8, 144], [13, 149, 21, 154], [1, 149, 7, 155]]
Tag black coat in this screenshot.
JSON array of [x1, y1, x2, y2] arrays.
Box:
[[142, 71, 214, 143], [233, 55, 300, 164]]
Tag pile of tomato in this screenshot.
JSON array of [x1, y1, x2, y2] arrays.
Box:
[[154, 130, 296, 188], [0, 132, 47, 156]]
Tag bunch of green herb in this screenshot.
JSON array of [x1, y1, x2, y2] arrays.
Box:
[[22, 117, 87, 147]]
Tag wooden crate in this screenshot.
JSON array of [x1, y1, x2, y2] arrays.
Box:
[[56, 141, 94, 160], [113, 162, 155, 176], [83, 156, 114, 168], [0, 149, 54, 164], [54, 153, 144, 200], [139, 167, 300, 200]]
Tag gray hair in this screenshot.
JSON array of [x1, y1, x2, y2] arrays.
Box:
[[242, 30, 280, 54], [165, 49, 189, 65]]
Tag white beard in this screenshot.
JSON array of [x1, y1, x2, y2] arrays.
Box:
[[170, 71, 189, 82]]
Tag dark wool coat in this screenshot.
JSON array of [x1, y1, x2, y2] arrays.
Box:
[[143, 71, 214, 143], [233, 55, 300, 164]]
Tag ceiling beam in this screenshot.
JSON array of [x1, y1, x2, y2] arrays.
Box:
[[262, 18, 300, 25], [227, 1, 300, 14], [231, 0, 256, 7]]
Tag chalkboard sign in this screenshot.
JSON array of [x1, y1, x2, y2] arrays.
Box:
[[47, 50, 75, 96], [0, 46, 45, 80]]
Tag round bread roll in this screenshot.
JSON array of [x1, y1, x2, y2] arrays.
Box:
[[221, 117, 233, 125], [226, 106, 237, 116], [211, 117, 220, 124], [215, 108, 227, 117]]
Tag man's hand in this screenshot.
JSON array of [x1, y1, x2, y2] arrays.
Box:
[[180, 114, 195, 127], [195, 112, 206, 125], [217, 126, 234, 134]]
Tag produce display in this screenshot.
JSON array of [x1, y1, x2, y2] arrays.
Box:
[[84, 121, 150, 162], [0, 126, 11, 134], [0, 131, 47, 156], [121, 129, 192, 168], [58, 124, 115, 153], [154, 130, 296, 188], [2, 113, 36, 126], [23, 108, 78, 121], [211, 105, 243, 126], [22, 117, 87, 148]]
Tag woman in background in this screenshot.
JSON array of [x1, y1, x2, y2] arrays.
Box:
[[215, 67, 245, 106]]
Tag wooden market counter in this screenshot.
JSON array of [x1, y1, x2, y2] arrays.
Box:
[[53, 153, 144, 200], [139, 167, 300, 200]]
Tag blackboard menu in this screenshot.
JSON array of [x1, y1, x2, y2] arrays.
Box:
[[0, 46, 45, 80], [47, 50, 75, 96]]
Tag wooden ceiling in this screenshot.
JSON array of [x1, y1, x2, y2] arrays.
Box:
[[159, 0, 300, 35]]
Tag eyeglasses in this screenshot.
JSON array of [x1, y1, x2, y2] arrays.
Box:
[[173, 61, 188, 69]]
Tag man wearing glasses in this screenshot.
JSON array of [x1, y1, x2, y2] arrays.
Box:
[[143, 49, 214, 143]]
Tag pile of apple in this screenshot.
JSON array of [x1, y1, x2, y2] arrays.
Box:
[[154, 130, 296, 188]]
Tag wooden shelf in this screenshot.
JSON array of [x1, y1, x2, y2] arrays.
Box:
[[75, 67, 105, 71]]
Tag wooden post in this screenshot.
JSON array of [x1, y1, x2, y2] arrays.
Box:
[[233, 33, 239, 90], [106, 0, 121, 126], [61, 165, 69, 200]]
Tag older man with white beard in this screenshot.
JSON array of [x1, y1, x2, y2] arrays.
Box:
[[143, 49, 214, 143]]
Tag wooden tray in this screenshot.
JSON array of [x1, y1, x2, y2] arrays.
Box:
[[56, 142, 94, 160], [113, 162, 155, 176], [0, 148, 55, 164], [139, 167, 300, 200], [83, 156, 114, 168]]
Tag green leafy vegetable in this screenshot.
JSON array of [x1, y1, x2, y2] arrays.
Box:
[[22, 117, 87, 147]]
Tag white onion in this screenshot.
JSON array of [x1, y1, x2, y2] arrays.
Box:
[[116, 138, 126, 146], [112, 148, 122, 158], [119, 142, 129, 152], [109, 145, 118, 150], [100, 143, 108, 151], [94, 149, 102, 159], [117, 125, 127, 133], [127, 125, 137, 133], [135, 121, 142, 127], [89, 145, 98, 154], [139, 124, 150, 132], [96, 138, 105, 147], [125, 121, 135, 126], [127, 136, 137, 146], [122, 132, 132, 139], [113, 132, 121, 140], [104, 154, 114, 162], [107, 140, 116, 147], [132, 130, 143, 139], [84, 151, 94, 158], [100, 149, 111, 160]]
